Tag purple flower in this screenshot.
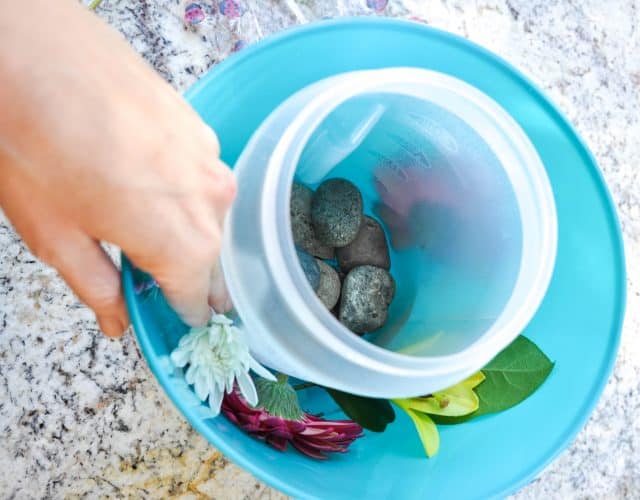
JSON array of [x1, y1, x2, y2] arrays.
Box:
[[366, 0, 388, 13], [219, 0, 244, 19], [222, 390, 363, 459], [184, 3, 206, 25]]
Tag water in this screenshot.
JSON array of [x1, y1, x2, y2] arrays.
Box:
[[296, 93, 523, 357]]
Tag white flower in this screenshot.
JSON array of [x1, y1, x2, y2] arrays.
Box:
[[170, 313, 275, 416]]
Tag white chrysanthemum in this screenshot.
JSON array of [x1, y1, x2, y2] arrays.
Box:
[[170, 313, 275, 416]]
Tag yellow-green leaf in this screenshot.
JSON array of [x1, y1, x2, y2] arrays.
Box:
[[461, 371, 485, 389], [394, 372, 483, 417], [395, 400, 439, 457], [402, 391, 478, 417]]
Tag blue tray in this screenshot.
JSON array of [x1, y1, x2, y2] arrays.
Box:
[[122, 18, 626, 500]]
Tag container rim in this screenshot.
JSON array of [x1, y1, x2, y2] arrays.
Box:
[[260, 67, 558, 377]]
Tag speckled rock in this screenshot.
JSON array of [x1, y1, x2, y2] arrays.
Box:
[[290, 183, 334, 259], [339, 266, 395, 333], [336, 216, 390, 272], [314, 259, 341, 310], [295, 248, 320, 290], [311, 178, 363, 247]]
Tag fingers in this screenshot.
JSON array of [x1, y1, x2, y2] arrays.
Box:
[[0, 157, 128, 338], [127, 160, 235, 325], [130, 225, 232, 325], [208, 260, 231, 313], [154, 262, 212, 327], [140, 258, 230, 327], [45, 232, 129, 338]]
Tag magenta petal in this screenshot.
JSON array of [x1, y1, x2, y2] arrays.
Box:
[[266, 435, 289, 452], [298, 441, 342, 453], [222, 410, 240, 425], [262, 416, 290, 427], [291, 438, 329, 460], [299, 426, 328, 437], [269, 428, 295, 440], [221, 390, 363, 459]]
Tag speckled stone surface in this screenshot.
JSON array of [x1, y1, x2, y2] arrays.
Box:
[[1, 0, 639, 498]]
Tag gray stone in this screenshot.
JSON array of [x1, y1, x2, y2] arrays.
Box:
[[296, 248, 320, 291], [314, 259, 341, 310], [311, 178, 363, 247], [339, 266, 395, 334], [336, 216, 391, 273], [290, 183, 334, 259]]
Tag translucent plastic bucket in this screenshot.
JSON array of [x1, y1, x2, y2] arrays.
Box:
[[222, 68, 557, 398]]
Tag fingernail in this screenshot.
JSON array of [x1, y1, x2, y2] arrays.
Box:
[[119, 319, 131, 337], [99, 316, 125, 338]]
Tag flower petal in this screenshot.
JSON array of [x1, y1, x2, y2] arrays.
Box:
[[249, 357, 276, 381], [236, 371, 258, 407], [462, 371, 486, 389], [211, 313, 233, 326], [194, 372, 210, 402], [395, 401, 440, 457], [290, 438, 330, 460], [225, 373, 235, 394], [185, 364, 197, 385], [170, 348, 190, 368], [208, 386, 224, 416], [266, 435, 288, 452]]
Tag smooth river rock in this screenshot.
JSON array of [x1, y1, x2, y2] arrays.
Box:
[[314, 259, 342, 310], [336, 216, 391, 272], [290, 183, 334, 259], [339, 265, 395, 334], [295, 248, 320, 291], [311, 178, 363, 247]]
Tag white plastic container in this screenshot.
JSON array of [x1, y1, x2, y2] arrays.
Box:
[[221, 68, 557, 398]]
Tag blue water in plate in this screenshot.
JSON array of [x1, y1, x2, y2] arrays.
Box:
[[296, 93, 522, 355]]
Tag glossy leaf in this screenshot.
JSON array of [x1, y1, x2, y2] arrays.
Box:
[[433, 336, 554, 425], [326, 389, 395, 432]]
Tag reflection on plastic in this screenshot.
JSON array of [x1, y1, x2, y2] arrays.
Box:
[[296, 98, 386, 184]]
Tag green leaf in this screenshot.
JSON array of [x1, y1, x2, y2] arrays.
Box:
[[255, 376, 304, 421], [395, 400, 440, 457], [432, 336, 554, 425], [326, 389, 395, 432]]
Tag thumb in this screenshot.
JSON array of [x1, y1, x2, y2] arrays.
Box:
[[41, 232, 129, 338]]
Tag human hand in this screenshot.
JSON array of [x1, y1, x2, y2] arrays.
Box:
[[0, 0, 236, 337]]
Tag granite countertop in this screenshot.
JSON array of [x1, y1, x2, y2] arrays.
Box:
[[1, 0, 639, 498]]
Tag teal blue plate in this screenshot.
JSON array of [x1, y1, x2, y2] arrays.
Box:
[[121, 18, 626, 500]]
